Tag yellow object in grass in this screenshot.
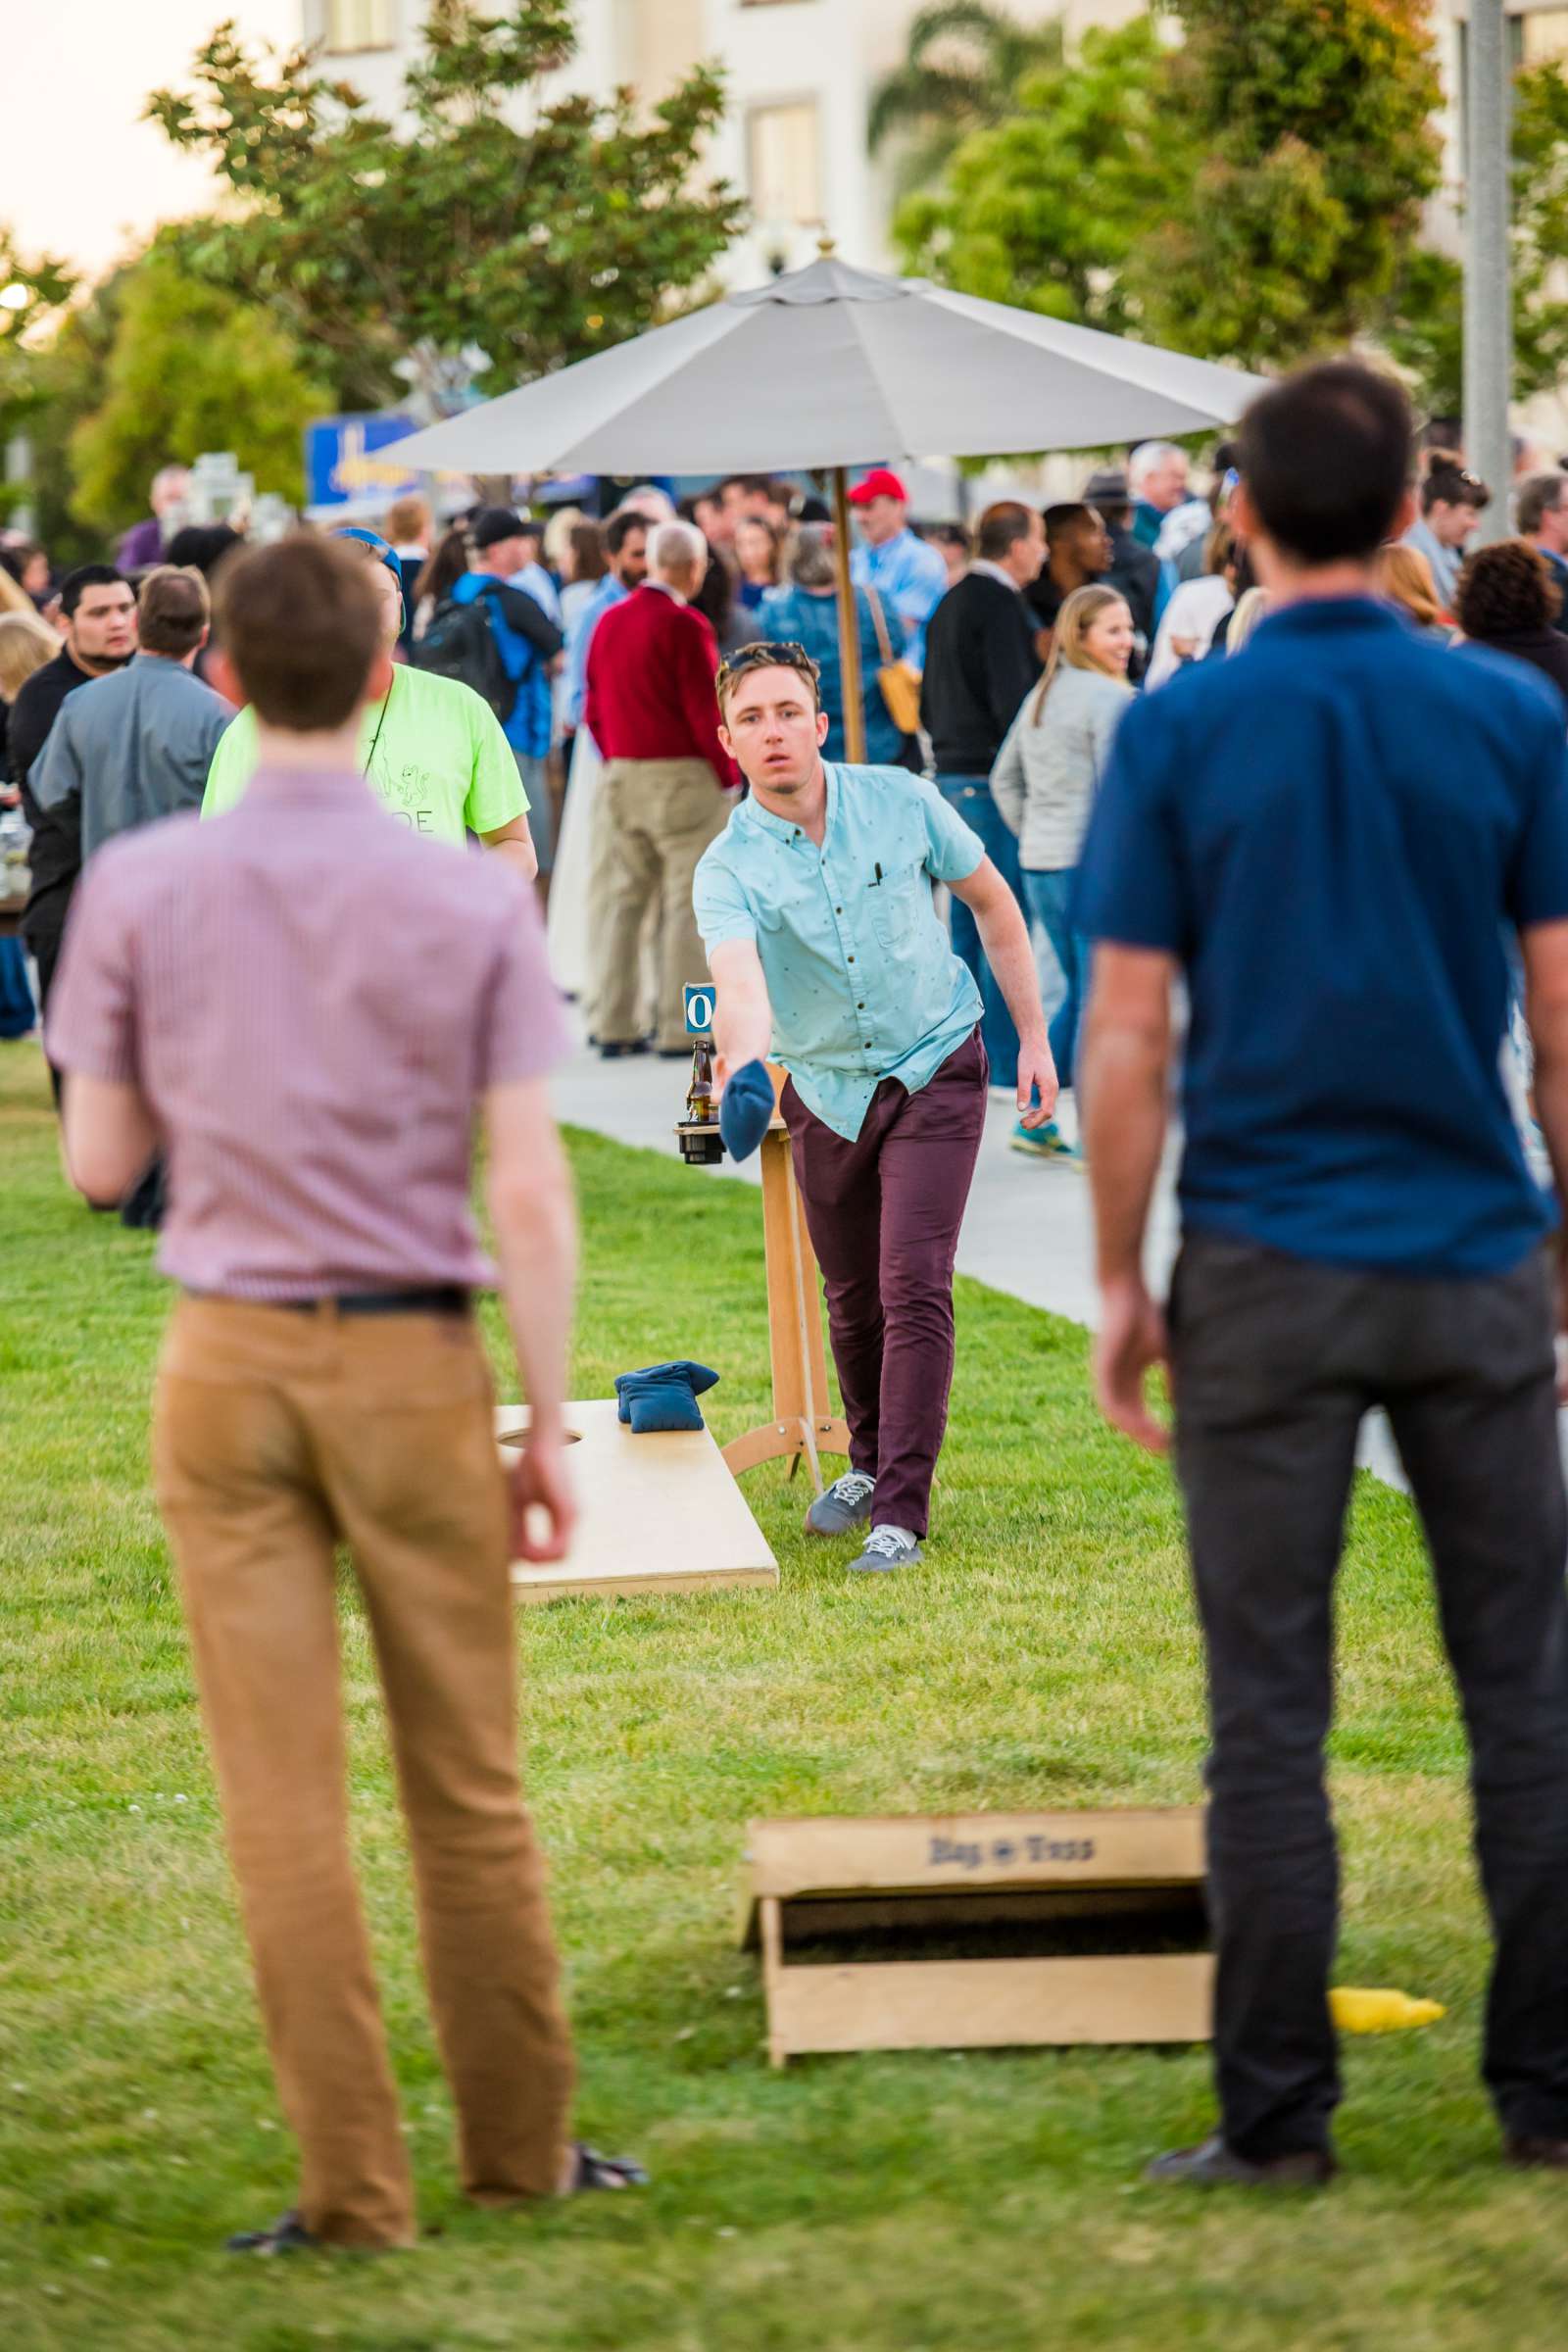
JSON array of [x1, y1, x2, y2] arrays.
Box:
[[1330, 1986, 1446, 2034]]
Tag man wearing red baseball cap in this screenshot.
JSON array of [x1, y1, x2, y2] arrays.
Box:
[[848, 466, 950, 693]]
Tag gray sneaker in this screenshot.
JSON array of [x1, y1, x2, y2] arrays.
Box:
[[849, 1526, 923, 1574], [805, 1470, 876, 1537]]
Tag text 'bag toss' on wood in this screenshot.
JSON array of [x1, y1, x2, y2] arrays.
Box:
[[740, 1810, 1212, 2066]]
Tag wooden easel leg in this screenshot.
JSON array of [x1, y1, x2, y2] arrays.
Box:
[[727, 1105, 852, 1492], [788, 1174, 827, 1496], [760, 1895, 787, 2070]]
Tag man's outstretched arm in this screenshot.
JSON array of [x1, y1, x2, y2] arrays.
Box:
[[707, 936, 774, 1090]]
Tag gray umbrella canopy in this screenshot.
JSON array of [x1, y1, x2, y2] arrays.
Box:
[[388, 255, 1266, 478]]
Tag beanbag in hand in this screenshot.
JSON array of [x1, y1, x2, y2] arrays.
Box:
[[614, 1360, 720, 1434], [719, 1058, 775, 1163]]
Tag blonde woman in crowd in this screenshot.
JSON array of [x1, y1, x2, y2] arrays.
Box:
[[1226, 586, 1272, 655], [993, 581, 1136, 1162], [1375, 541, 1454, 643], [0, 563, 41, 621], [0, 608, 60, 791]]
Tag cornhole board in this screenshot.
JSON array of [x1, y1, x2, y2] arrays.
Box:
[[740, 1808, 1212, 2067], [497, 1399, 778, 1605]]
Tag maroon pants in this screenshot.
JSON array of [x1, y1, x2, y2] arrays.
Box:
[[781, 1029, 989, 1538]]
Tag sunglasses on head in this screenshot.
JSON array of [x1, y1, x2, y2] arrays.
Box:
[[716, 640, 819, 684]]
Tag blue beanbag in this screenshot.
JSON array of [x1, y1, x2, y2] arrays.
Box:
[[614, 1360, 720, 1434], [719, 1057, 775, 1163]]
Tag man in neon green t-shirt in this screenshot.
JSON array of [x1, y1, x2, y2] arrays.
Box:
[[203, 531, 537, 885]]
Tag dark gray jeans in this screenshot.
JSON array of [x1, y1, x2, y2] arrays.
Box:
[[1169, 1230, 1568, 2161]]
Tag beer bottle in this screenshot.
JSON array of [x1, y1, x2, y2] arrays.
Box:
[[687, 1037, 716, 1125]]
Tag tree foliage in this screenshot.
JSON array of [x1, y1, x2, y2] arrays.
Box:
[[145, 1, 747, 410], [867, 3, 1065, 200], [3, 268, 129, 564], [67, 245, 329, 540], [1148, 0, 1443, 367], [894, 19, 1192, 331], [0, 227, 77, 509], [896, 0, 1444, 375], [1386, 60, 1568, 416]]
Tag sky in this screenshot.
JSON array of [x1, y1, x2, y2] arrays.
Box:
[[4, 0, 297, 280]]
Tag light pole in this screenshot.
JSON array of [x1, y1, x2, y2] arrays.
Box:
[[1463, 0, 1513, 540]]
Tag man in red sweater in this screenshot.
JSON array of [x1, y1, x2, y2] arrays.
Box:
[[584, 519, 738, 1055]]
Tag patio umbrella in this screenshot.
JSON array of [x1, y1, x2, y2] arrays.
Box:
[[392, 251, 1266, 757]]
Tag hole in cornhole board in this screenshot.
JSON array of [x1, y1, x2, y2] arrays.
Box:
[[778, 1882, 1210, 1966], [497, 1398, 778, 1606], [740, 1811, 1213, 2065], [498, 1427, 583, 1446]]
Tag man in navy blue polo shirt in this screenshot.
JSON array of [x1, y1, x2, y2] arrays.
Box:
[[1076, 361, 1568, 2188]]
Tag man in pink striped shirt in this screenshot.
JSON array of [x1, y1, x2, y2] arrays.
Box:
[[46, 534, 642, 2254]]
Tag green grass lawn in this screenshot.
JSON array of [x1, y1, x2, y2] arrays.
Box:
[[5, 1036, 1568, 2350]]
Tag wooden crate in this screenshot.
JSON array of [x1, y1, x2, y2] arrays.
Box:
[[740, 1809, 1212, 2066], [498, 1399, 778, 1605]]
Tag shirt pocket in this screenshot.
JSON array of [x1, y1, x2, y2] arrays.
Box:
[[868, 862, 930, 955]]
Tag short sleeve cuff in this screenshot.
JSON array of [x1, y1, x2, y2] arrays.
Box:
[[929, 839, 984, 886], [42, 1020, 139, 1084], [696, 915, 760, 951], [466, 774, 527, 833]]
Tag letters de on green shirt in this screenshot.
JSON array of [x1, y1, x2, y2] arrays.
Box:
[[201, 664, 526, 844]]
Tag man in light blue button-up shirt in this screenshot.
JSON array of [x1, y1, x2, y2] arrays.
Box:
[[694, 641, 1054, 1576]]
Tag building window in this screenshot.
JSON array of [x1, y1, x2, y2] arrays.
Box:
[[749, 101, 823, 228], [324, 0, 396, 52]]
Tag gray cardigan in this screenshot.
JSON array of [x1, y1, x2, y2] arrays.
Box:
[[990, 663, 1134, 871]]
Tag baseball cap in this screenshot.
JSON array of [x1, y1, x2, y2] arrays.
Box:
[[848, 467, 908, 507], [470, 505, 538, 551]]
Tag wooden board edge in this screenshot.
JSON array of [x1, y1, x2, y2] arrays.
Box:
[[764, 1952, 1215, 2059], [514, 1563, 779, 1606]]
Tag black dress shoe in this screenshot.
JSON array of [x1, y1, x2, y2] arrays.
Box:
[[225, 2209, 318, 2255], [599, 1040, 651, 1060], [1505, 2132, 1568, 2170], [1146, 2133, 1337, 2187]]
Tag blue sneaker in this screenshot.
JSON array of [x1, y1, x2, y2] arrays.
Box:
[[1009, 1118, 1081, 1163]]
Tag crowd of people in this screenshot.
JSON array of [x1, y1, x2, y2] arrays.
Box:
[[12, 424, 1568, 1085]]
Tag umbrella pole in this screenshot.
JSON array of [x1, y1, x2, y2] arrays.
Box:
[[830, 466, 868, 765]]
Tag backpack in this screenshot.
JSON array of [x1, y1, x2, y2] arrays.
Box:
[[413, 584, 516, 723]]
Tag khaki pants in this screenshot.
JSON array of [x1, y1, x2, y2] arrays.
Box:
[[152, 1298, 574, 2248], [594, 758, 728, 1052]]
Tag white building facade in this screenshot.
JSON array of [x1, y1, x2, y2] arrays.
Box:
[[299, 0, 1068, 286]]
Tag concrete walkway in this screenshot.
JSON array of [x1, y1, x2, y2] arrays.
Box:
[[550, 1024, 1410, 1490]]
